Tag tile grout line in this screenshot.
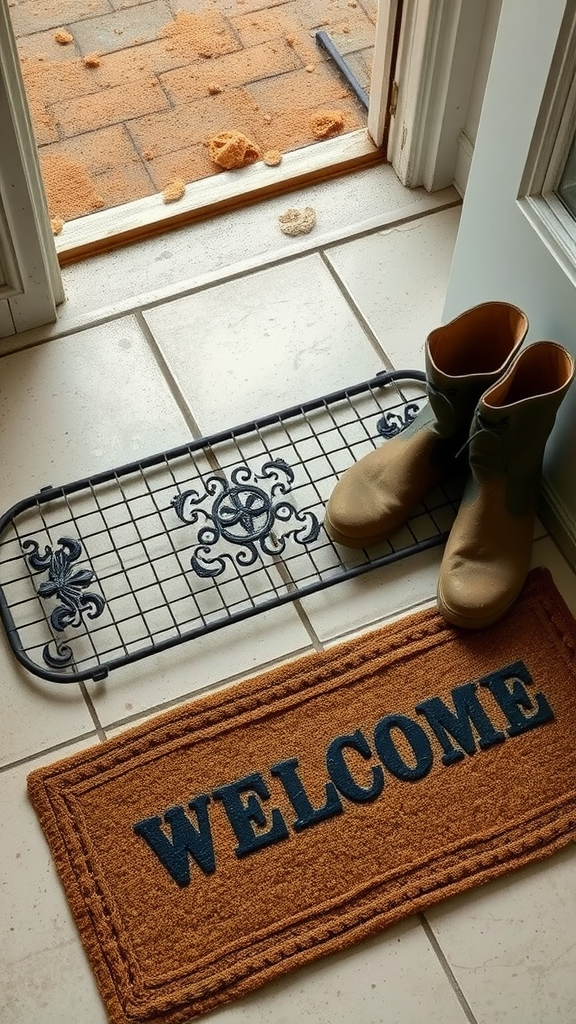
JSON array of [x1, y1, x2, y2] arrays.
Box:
[[262, 551, 326, 654], [0, 729, 101, 775], [319, 594, 439, 647], [419, 913, 481, 1024], [134, 309, 205, 441], [0, 200, 460, 359], [99, 643, 316, 735], [319, 249, 394, 370], [117, 201, 459, 316], [79, 681, 107, 742], [291, 598, 325, 652]]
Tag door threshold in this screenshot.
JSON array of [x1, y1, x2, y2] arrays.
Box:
[[56, 130, 382, 266]]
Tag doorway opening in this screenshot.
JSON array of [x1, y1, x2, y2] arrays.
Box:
[[11, 0, 384, 260]]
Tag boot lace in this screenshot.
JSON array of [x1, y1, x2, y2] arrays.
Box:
[[455, 410, 510, 461], [426, 382, 457, 401]]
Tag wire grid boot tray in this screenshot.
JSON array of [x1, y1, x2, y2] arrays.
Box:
[[0, 370, 463, 683]]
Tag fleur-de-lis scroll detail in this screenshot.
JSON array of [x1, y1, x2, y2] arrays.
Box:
[[172, 459, 321, 578], [22, 537, 106, 667]]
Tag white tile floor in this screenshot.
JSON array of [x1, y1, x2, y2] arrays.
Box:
[[1, 165, 576, 1024]]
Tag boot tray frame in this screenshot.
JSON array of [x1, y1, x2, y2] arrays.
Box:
[[0, 370, 463, 683]]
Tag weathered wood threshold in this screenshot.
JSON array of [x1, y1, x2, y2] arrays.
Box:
[[56, 131, 384, 266]]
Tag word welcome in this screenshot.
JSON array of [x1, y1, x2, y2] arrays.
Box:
[[133, 660, 554, 886]]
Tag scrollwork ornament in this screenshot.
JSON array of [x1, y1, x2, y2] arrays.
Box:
[[377, 402, 422, 438], [22, 536, 106, 667], [172, 459, 320, 578]]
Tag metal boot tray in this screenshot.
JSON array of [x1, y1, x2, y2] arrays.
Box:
[[0, 370, 463, 683]]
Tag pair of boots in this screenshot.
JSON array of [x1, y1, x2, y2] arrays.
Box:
[[324, 302, 575, 630]]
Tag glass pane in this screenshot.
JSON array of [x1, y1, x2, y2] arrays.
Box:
[[556, 131, 576, 217]]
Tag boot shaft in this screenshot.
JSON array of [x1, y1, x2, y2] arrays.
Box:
[[468, 341, 575, 514], [424, 301, 528, 440]]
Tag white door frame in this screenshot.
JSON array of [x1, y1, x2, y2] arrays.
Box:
[[367, 0, 402, 148], [0, 0, 63, 340], [386, 0, 489, 191]]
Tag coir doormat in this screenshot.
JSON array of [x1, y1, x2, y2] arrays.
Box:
[[28, 567, 576, 1024]]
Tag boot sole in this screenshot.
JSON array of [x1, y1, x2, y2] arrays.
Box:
[[323, 509, 390, 550], [436, 579, 518, 630]]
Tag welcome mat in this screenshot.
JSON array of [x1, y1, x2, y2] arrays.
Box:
[[28, 566, 576, 1024]]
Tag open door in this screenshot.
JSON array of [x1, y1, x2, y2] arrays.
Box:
[[442, 0, 576, 565], [0, 0, 63, 340]]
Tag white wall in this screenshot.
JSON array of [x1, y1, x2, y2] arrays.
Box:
[[443, 0, 576, 566]]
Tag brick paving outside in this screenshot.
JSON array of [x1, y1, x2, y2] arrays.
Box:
[[9, 0, 376, 223]]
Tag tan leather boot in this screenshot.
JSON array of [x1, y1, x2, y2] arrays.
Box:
[[437, 341, 575, 629], [324, 302, 528, 548]]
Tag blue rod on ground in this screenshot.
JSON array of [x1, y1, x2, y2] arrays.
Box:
[[315, 30, 369, 111]]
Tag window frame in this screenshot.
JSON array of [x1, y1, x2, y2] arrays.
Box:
[[518, 2, 576, 285]]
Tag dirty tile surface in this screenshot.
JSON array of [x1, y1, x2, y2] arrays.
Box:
[[142, 253, 386, 431], [1, 167, 575, 1024]]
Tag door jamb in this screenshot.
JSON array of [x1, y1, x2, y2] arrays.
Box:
[[387, 0, 487, 191], [0, 0, 63, 337]]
